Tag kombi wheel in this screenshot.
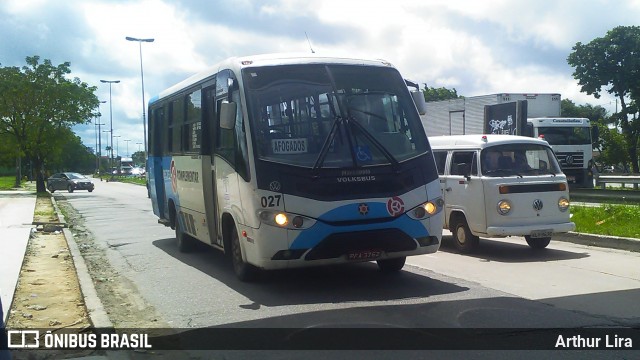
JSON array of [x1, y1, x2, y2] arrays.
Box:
[[175, 218, 196, 253], [377, 256, 406, 272], [230, 224, 259, 282], [525, 236, 551, 249], [451, 216, 479, 253]]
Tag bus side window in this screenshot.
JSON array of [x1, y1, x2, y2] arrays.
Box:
[[214, 70, 250, 180], [215, 70, 236, 166], [170, 97, 184, 154], [184, 89, 202, 153]]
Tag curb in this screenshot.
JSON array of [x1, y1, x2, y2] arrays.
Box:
[[50, 195, 113, 329], [553, 231, 640, 252]]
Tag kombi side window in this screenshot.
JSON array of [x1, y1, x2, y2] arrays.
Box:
[[450, 151, 476, 176], [433, 151, 447, 175]]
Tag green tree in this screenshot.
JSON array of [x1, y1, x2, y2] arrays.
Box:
[[47, 128, 96, 174], [132, 150, 146, 167], [0, 56, 99, 191], [561, 99, 609, 123], [561, 99, 611, 150], [422, 84, 461, 102], [596, 125, 629, 170], [568, 26, 640, 173]]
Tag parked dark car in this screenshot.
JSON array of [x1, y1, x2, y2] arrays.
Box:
[[47, 172, 95, 193]]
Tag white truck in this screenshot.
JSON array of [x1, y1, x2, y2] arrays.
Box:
[[421, 93, 597, 187]]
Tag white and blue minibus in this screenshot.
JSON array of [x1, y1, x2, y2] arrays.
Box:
[[147, 54, 444, 281]]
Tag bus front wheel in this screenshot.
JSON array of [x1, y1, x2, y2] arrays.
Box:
[[230, 225, 259, 282]]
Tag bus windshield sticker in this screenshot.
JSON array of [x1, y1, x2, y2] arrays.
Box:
[[354, 145, 372, 163], [271, 138, 308, 154]]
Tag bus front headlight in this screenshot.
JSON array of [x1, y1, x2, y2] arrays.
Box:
[[408, 197, 444, 220], [497, 200, 511, 215], [558, 197, 570, 212], [258, 210, 316, 229], [274, 213, 288, 226]]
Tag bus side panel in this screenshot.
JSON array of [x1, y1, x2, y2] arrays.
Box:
[[171, 156, 211, 244], [214, 156, 248, 247]]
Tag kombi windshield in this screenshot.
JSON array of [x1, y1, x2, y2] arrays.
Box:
[[244, 64, 428, 168], [481, 143, 562, 177]]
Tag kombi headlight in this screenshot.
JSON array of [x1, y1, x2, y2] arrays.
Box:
[[258, 210, 316, 229], [497, 200, 512, 215], [558, 197, 570, 212], [408, 197, 444, 220]]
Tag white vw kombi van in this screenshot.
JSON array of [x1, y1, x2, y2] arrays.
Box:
[[429, 135, 575, 252]]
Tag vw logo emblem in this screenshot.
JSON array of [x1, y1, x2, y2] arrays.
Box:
[[269, 181, 281, 192], [565, 155, 574, 166], [532, 199, 544, 211]]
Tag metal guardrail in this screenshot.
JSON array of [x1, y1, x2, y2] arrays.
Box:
[[595, 175, 640, 190], [570, 188, 640, 204]]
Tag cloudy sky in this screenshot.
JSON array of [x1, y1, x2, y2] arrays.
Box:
[[1, 0, 638, 156]]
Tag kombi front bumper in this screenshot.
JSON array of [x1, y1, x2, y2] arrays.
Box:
[[485, 222, 575, 237]]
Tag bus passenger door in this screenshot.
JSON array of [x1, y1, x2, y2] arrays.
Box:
[[202, 85, 219, 246], [149, 106, 167, 219]]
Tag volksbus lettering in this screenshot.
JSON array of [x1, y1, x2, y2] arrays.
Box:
[[337, 176, 376, 183]]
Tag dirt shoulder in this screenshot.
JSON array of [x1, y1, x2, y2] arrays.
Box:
[[6, 194, 95, 359], [7, 191, 173, 358], [7, 194, 91, 330]]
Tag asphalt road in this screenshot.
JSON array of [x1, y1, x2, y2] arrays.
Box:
[[50, 180, 639, 358]]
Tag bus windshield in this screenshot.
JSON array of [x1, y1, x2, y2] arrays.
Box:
[[481, 143, 562, 177], [244, 64, 428, 168]]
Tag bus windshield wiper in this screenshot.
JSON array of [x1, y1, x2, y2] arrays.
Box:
[[312, 114, 342, 171], [313, 65, 355, 171]]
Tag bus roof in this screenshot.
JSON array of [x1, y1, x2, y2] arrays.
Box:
[[150, 53, 396, 104], [428, 134, 551, 150]]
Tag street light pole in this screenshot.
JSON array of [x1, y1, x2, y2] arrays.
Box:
[[96, 100, 106, 174], [94, 121, 105, 172], [113, 135, 121, 158], [124, 139, 131, 157], [126, 36, 154, 164], [100, 79, 120, 170]]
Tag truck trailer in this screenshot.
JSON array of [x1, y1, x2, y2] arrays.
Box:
[[420, 93, 597, 187]]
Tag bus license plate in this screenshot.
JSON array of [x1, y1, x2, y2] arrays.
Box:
[[347, 250, 382, 261], [530, 229, 552, 238]]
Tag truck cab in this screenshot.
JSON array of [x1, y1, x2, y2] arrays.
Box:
[[430, 134, 575, 253], [525, 117, 596, 187]]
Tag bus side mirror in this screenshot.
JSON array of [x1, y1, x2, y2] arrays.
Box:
[[592, 126, 600, 143], [411, 90, 427, 115], [220, 101, 237, 130]]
